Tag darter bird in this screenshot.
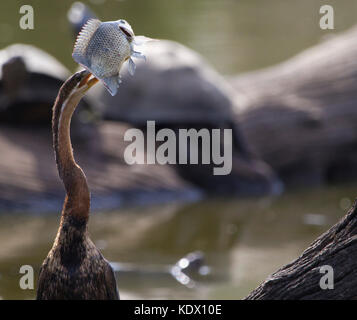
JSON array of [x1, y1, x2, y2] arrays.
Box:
[[36, 70, 119, 300]]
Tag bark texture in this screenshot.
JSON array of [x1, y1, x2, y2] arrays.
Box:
[[246, 200, 357, 300]]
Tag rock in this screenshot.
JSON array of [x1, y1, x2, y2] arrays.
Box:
[[231, 25, 357, 187], [98, 40, 235, 125], [91, 40, 281, 196], [0, 44, 96, 143], [0, 122, 201, 213]]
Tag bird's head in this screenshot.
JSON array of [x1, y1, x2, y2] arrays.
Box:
[[61, 70, 99, 99], [74, 70, 99, 94]]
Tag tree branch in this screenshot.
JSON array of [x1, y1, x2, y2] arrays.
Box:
[[245, 200, 357, 299]]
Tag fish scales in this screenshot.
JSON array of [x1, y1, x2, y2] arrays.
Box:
[[85, 22, 131, 78], [72, 18, 149, 96]]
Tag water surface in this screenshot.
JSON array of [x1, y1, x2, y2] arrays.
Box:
[[0, 184, 354, 299]]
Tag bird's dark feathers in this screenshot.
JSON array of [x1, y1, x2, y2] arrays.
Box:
[[36, 215, 119, 300], [37, 70, 118, 300]]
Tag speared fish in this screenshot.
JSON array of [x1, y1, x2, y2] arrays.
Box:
[[72, 18, 151, 96]]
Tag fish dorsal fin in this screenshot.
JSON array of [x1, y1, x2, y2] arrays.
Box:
[[72, 19, 102, 63]]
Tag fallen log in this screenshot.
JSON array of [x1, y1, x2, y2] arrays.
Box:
[[0, 43, 282, 213], [0, 123, 198, 213], [245, 200, 357, 300], [231, 25, 357, 186]]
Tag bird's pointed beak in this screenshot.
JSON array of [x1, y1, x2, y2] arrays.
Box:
[[79, 73, 99, 92]]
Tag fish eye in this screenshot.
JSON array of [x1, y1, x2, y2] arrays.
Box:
[[119, 26, 133, 39]]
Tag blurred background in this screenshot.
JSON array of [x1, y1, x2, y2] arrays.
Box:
[[1, 0, 357, 299], [2, 0, 357, 73]]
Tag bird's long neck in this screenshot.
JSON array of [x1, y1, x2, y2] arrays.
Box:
[[52, 82, 90, 222]]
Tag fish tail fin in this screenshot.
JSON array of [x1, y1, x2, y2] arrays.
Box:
[[72, 19, 101, 65]]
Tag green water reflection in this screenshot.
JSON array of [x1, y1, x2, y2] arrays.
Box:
[[0, 184, 355, 300], [1, 0, 357, 74]]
